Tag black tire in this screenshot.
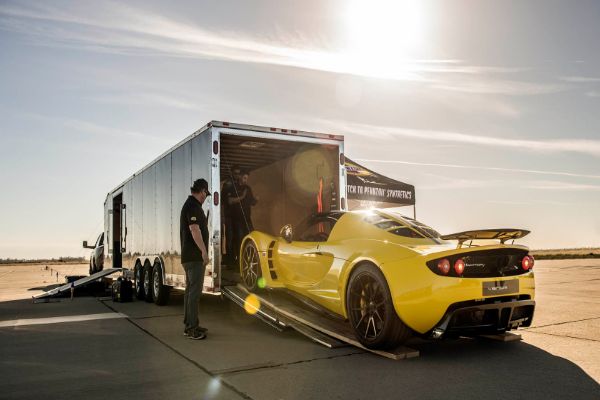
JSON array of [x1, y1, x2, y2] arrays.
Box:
[[134, 263, 145, 300], [346, 263, 412, 350], [152, 262, 170, 306], [241, 240, 262, 291], [89, 259, 93, 276], [143, 263, 154, 302]]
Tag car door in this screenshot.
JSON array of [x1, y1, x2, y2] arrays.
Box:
[[274, 216, 336, 287]]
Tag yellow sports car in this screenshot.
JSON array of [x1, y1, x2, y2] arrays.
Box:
[[240, 209, 535, 349]]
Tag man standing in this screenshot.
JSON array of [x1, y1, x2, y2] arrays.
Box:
[[180, 178, 210, 340], [221, 165, 241, 266], [229, 169, 258, 264]]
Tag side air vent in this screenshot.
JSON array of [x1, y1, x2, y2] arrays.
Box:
[[267, 241, 278, 279]]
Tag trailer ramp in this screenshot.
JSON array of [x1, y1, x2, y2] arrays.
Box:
[[223, 285, 345, 348], [33, 268, 122, 302], [222, 284, 419, 360]]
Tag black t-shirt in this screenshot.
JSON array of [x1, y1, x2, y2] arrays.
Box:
[[238, 185, 257, 221], [180, 195, 209, 264], [226, 184, 255, 218]]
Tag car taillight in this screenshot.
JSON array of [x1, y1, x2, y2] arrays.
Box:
[[454, 258, 465, 276], [522, 255, 534, 271], [437, 258, 450, 275]]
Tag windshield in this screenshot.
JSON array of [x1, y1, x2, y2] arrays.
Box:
[[294, 212, 344, 242]]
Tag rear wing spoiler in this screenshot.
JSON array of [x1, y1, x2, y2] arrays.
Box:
[[441, 229, 530, 248]]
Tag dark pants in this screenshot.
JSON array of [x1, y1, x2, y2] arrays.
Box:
[[223, 216, 234, 264], [183, 261, 206, 331], [231, 218, 252, 263]]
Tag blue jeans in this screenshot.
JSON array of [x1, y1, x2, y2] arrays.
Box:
[[183, 261, 206, 331]]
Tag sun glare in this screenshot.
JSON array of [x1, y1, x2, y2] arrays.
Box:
[[342, 0, 426, 79]]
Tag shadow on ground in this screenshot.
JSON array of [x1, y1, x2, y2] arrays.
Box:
[[1, 294, 599, 400]]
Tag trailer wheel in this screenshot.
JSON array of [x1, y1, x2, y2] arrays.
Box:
[[143, 262, 154, 302], [346, 263, 411, 350], [241, 241, 262, 291], [152, 262, 170, 306], [134, 263, 145, 300]]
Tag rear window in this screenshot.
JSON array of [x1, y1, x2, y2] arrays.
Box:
[[364, 213, 425, 239], [390, 227, 423, 238], [375, 220, 403, 230], [364, 211, 441, 241], [405, 219, 441, 239], [364, 214, 388, 224]]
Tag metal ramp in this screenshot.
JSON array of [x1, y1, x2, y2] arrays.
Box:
[[33, 268, 123, 302], [223, 284, 345, 348], [222, 284, 420, 360]]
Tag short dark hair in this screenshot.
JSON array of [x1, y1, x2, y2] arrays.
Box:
[[240, 168, 250, 176], [232, 165, 241, 173]]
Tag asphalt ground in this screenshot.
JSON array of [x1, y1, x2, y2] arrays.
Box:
[[0, 260, 599, 400]]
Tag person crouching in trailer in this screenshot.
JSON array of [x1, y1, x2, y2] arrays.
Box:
[[229, 169, 258, 265], [180, 178, 210, 340]]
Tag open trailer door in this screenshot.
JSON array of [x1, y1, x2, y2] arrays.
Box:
[[211, 123, 345, 291]]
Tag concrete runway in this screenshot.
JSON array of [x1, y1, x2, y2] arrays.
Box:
[[0, 260, 599, 399]]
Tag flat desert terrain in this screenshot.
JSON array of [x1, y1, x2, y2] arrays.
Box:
[[0, 263, 89, 302]]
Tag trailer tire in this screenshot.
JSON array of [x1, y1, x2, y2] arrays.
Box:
[[134, 263, 145, 300], [152, 262, 170, 306], [143, 262, 154, 302], [241, 240, 262, 291]]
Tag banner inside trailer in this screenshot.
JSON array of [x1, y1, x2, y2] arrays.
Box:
[[345, 158, 415, 206]]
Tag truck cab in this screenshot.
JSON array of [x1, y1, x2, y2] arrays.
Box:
[[83, 233, 104, 275]]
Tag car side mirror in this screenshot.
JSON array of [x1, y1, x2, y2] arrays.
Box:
[[279, 224, 293, 243], [82, 241, 94, 249]]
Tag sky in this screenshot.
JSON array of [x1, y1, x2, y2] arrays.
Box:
[[0, 0, 599, 259]]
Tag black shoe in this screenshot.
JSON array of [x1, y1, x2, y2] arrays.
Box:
[[187, 328, 206, 340], [183, 326, 208, 336]]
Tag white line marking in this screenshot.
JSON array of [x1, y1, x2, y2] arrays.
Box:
[[0, 312, 128, 328]]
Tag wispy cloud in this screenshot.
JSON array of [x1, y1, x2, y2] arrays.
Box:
[[330, 120, 600, 157], [89, 92, 201, 110], [528, 181, 600, 191], [487, 200, 535, 206], [353, 158, 600, 179], [63, 119, 171, 143], [417, 172, 499, 190], [487, 200, 573, 206], [0, 1, 561, 97], [560, 76, 600, 83], [430, 80, 566, 96]]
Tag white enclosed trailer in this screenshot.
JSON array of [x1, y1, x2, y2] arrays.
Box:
[[103, 121, 346, 303]]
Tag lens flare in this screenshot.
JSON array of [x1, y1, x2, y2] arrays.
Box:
[[205, 378, 221, 398], [257, 277, 266, 289], [244, 293, 261, 315]]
